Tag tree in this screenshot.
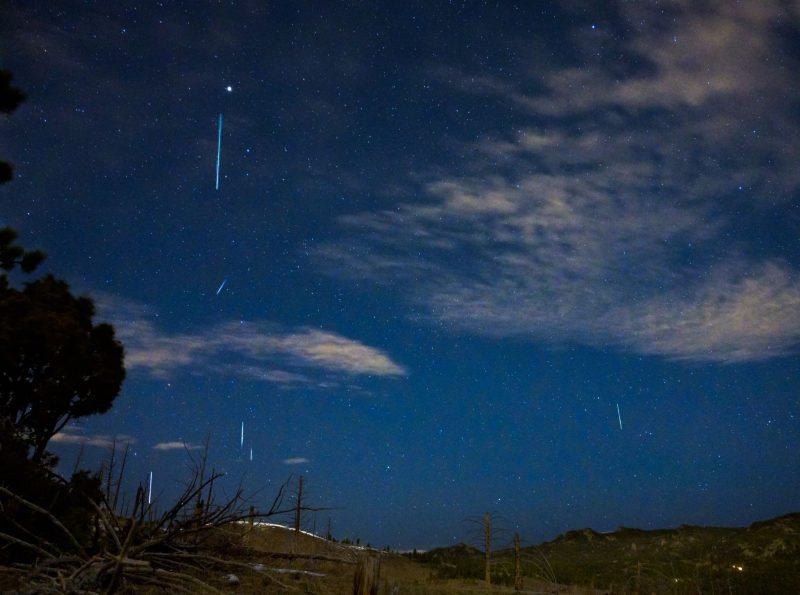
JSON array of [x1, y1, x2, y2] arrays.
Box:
[[0, 69, 126, 581], [0, 69, 26, 183], [0, 226, 45, 274], [0, 256, 126, 461], [0, 72, 125, 463]]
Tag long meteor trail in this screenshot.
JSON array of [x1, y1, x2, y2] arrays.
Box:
[[215, 113, 222, 190], [616, 403, 623, 430]]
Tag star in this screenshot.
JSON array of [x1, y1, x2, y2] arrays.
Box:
[[225, 85, 233, 92]]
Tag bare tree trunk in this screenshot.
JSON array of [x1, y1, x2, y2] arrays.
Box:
[[514, 532, 522, 591], [635, 560, 641, 595], [484, 511, 491, 586], [192, 497, 204, 544], [294, 475, 303, 533], [353, 553, 380, 595]]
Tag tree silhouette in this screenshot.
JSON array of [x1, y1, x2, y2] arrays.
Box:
[[0, 265, 126, 461], [0, 71, 125, 463], [0, 227, 45, 274], [0, 69, 26, 183], [0, 69, 130, 579]]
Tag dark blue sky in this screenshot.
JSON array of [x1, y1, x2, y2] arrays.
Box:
[[2, 1, 799, 549]]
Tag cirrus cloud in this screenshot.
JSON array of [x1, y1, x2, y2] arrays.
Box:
[[94, 295, 406, 383], [152, 441, 203, 452], [314, 1, 800, 364], [51, 430, 136, 448], [283, 457, 309, 465]]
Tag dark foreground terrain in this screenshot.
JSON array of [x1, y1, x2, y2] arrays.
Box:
[[2, 513, 798, 593], [414, 512, 800, 593]]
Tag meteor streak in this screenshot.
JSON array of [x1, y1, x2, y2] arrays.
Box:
[[215, 113, 222, 190], [240, 421, 244, 448], [216, 278, 227, 295], [148, 471, 153, 504], [250, 447, 253, 462], [616, 403, 623, 430]]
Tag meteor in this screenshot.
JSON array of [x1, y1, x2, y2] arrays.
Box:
[[616, 403, 623, 430], [216, 278, 227, 295], [215, 113, 222, 190], [240, 421, 244, 448], [250, 447, 253, 462], [148, 471, 153, 505]]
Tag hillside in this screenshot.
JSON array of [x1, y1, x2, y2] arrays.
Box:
[[410, 513, 800, 593], [4, 512, 798, 593]]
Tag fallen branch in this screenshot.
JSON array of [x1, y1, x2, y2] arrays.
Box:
[[0, 486, 86, 556], [0, 530, 54, 559]]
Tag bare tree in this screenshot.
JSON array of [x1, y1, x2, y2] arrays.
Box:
[[0, 440, 326, 593]]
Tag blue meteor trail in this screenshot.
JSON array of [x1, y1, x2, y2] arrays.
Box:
[[215, 113, 222, 190], [616, 403, 623, 430], [216, 278, 227, 295]]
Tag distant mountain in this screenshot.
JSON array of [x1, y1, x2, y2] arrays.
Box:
[[525, 513, 800, 593], [413, 542, 482, 564], [409, 513, 800, 593]]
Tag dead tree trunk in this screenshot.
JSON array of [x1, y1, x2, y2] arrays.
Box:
[[353, 553, 380, 595], [294, 475, 303, 533], [484, 511, 491, 586], [635, 560, 641, 595]]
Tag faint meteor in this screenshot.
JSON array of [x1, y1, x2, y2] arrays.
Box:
[[616, 403, 623, 430], [240, 421, 244, 448], [250, 447, 253, 462], [147, 471, 153, 505], [215, 113, 222, 190], [216, 278, 227, 295]]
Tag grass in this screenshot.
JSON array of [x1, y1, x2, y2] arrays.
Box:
[[133, 513, 800, 593], [4, 503, 797, 593]]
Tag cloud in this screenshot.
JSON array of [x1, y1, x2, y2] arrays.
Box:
[[261, 369, 313, 385], [315, 2, 800, 363], [614, 263, 800, 363], [50, 431, 136, 448], [217, 366, 315, 386], [273, 330, 405, 376], [94, 295, 405, 382], [459, 2, 800, 199], [152, 441, 203, 451], [283, 457, 309, 465]]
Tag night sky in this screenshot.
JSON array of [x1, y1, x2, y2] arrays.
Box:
[[2, 1, 799, 550]]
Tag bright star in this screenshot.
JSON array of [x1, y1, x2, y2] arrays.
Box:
[[225, 85, 233, 92]]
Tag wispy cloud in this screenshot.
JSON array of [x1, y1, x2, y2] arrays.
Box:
[[273, 330, 405, 376], [261, 369, 313, 385], [152, 441, 203, 452], [51, 431, 136, 449], [283, 457, 309, 465], [315, 2, 800, 363], [614, 263, 800, 363], [218, 367, 315, 386], [94, 295, 406, 382]]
